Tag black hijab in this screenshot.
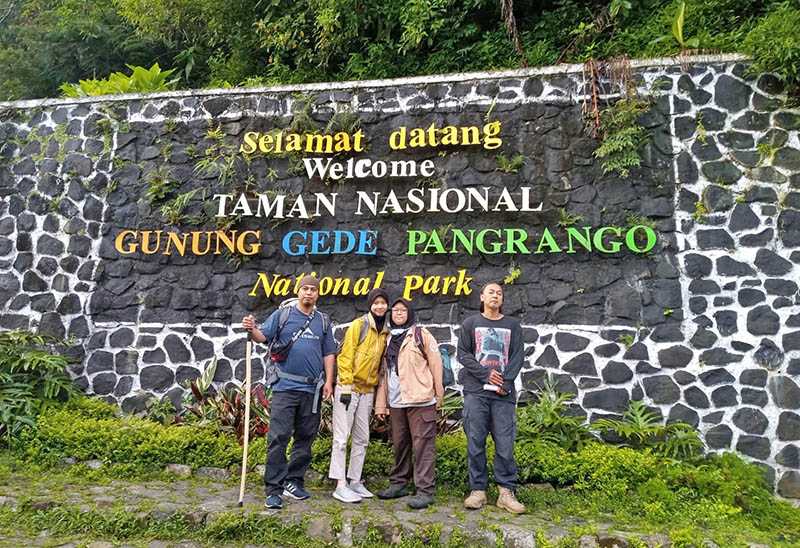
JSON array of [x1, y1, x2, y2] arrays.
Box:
[[386, 298, 414, 372]]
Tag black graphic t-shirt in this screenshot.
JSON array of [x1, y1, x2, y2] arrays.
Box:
[[457, 314, 524, 400]]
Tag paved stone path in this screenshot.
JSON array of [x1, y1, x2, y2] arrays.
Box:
[[0, 471, 676, 548]]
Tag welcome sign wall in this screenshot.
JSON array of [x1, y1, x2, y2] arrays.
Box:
[[109, 119, 660, 303]]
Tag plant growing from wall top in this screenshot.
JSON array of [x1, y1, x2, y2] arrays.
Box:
[[59, 63, 178, 98], [593, 91, 651, 178], [743, 1, 800, 96], [650, 1, 700, 53]]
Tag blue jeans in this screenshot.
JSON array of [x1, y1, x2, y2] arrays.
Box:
[[463, 392, 518, 491], [264, 390, 321, 496]]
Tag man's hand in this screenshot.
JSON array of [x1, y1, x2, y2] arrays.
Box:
[[497, 387, 509, 396], [488, 369, 504, 386], [375, 410, 389, 419], [242, 315, 257, 332], [339, 392, 352, 409], [323, 382, 334, 401]]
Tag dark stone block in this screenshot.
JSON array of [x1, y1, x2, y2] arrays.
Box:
[[114, 376, 133, 397], [115, 351, 139, 375], [701, 161, 741, 186], [674, 371, 696, 385], [740, 229, 774, 247], [737, 288, 765, 307], [718, 131, 754, 150], [562, 353, 596, 376], [690, 328, 717, 349], [741, 388, 768, 407], [594, 343, 620, 358], [747, 305, 780, 336], [190, 336, 215, 361], [122, 393, 150, 414], [109, 328, 135, 348], [583, 388, 629, 413], [755, 249, 793, 276], [711, 385, 738, 407], [778, 412, 800, 441], [657, 345, 693, 368], [668, 404, 699, 428], [68, 316, 89, 338], [779, 209, 800, 247], [684, 385, 710, 409], [555, 332, 590, 352], [683, 254, 712, 278], [689, 297, 707, 314], [713, 310, 738, 336], [769, 376, 800, 409], [729, 204, 759, 233], [87, 351, 113, 374], [701, 347, 743, 365], [535, 345, 559, 368], [697, 229, 734, 250], [754, 339, 784, 370], [642, 375, 679, 404], [776, 445, 800, 468], [700, 368, 734, 386], [38, 312, 65, 338], [740, 368, 767, 387], [733, 408, 769, 435], [92, 372, 117, 396], [706, 425, 732, 449], [737, 435, 771, 460], [716, 256, 755, 277], [715, 75, 752, 112], [601, 361, 633, 384], [140, 365, 175, 391], [143, 348, 166, 364], [164, 334, 191, 363], [622, 342, 648, 360]]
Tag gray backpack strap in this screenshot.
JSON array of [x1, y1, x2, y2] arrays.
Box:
[[358, 314, 370, 345]]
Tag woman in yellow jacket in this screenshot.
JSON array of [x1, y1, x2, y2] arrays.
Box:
[[329, 288, 390, 503]]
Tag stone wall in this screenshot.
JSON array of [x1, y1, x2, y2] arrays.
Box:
[[1, 54, 800, 497]]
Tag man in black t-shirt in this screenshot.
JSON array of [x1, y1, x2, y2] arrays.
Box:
[[457, 282, 526, 514]]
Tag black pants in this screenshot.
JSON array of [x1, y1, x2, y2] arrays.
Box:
[[463, 392, 518, 491], [264, 390, 321, 496]]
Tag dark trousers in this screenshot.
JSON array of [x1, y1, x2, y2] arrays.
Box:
[[264, 390, 321, 496], [388, 404, 437, 496], [463, 392, 518, 491]]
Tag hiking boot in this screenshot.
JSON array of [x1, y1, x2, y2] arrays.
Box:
[[332, 485, 362, 504], [264, 494, 283, 509], [463, 490, 486, 510], [283, 481, 311, 501], [377, 483, 410, 499], [496, 487, 525, 514], [348, 481, 374, 498], [407, 494, 434, 509]]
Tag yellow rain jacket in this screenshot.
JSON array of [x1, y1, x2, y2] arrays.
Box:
[[337, 313, 389, 394]]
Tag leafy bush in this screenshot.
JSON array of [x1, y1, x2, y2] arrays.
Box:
[[743, 2, 800, 90], [593, 400, 703, 459], [15, 401, 241, 470], [0, 330, 77, 443], [59, 63, 177, 97], [516, 378, 594, 451], [593, 93, 651, 178], [309, 436, 394, 480]]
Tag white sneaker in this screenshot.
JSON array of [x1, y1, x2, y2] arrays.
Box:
[[332, 485, 362, 503], [348, 481, 374, 498]]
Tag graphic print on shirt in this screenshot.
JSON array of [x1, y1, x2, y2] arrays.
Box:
[[474, 327, 511, 370]]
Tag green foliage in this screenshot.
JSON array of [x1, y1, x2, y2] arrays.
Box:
[[495, 153, 525, 173], [757, 142, 779, 166], [651, 1, 700, 50], [556, 208, 583, 228], [744, 2, 800, 90], [310, 436, 395, 481], [593, 400, 704, 459], [0, 330, 77, 443], [503, 262, 521, 285], [160, 188, 199, 225], [517, 377, 593, 451], [145, 167, 177, 204], [15, 400, 241, 470], [618, 333, 635, 348], [593, 94, 651, 179], [692, 200, 709, 222], [59, 63, 177, 97]]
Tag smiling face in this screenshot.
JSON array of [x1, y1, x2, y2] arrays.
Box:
[[480, 283, 504, 312], [371, 296, 388, 318], [298, 284, 319, 308], [391, 302, 409, 325]]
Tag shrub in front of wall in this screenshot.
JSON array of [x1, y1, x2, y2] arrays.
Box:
[[16, 404, 241, 470], [743, 2, 800, 90]]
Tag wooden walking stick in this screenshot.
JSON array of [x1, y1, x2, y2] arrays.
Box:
[[238, 332, 253, 507]]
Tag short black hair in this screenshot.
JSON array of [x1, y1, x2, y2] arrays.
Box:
[[479, 281, 504, 313]]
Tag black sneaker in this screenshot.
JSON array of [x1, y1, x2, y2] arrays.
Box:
[[407, 494, 434, 509], [264, 494, 283, 509], [283, 481, 311, 500], [377, 484, 410, 500]]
